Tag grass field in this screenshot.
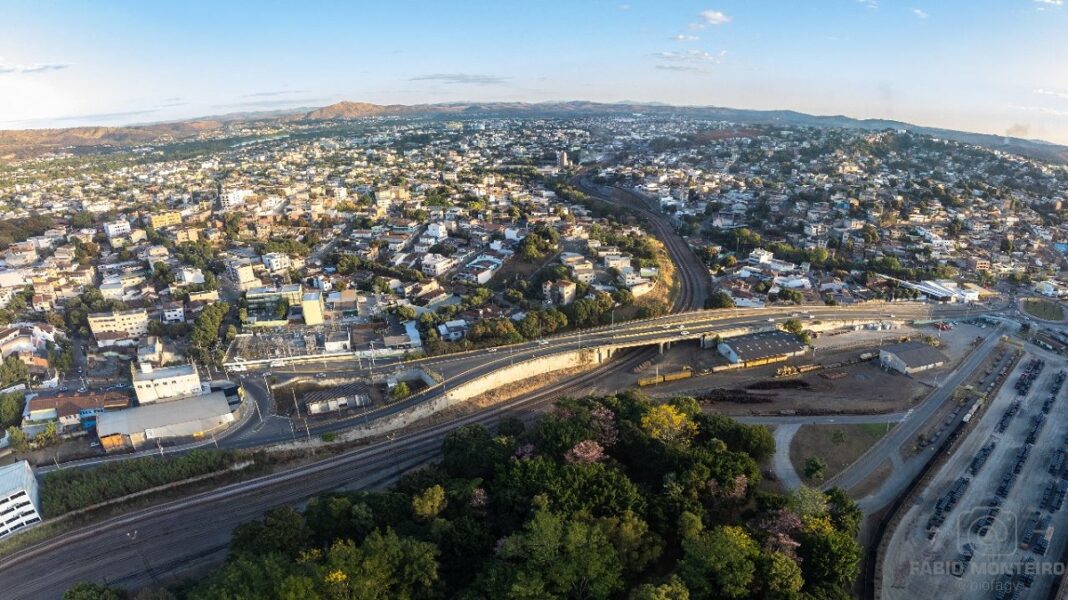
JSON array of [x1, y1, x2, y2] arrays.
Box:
[[790, 422, 894, 484], [1022, 298, 1066, 322]]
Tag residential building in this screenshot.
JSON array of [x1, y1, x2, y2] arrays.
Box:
[[103, 220, 131, 239], [262, 252, 292, 273], [88, 309, 149, 341], [148, 211, 182, 229]]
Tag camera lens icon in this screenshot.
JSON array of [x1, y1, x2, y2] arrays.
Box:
[[957, 506, 1017, 558]]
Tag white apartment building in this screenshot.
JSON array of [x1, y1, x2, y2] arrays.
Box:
[[88, 309, 150, 339], [103, 220, 132, 239], [221, 189, 253, 211], [0, 461, 41, 540], [262, 252, 292, 273], [132, 363, 203, 404], [421, 253, 457, 277]]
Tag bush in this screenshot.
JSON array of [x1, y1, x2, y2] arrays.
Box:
[[40, 450, 236, 517]]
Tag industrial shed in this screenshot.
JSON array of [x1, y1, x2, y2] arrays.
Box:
[[717, 330, 808, 367], [879, 341, 948, 375], [304, 383, 370, 415], [96, 392, 236, 452]]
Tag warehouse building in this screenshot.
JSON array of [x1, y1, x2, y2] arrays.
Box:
[[717, 330, 808, 367], [131, 362, 204, 404], [0, 461, 41, 540], [304, 383, 370, 416], [96, 391, 235, 452], [879, 341, 949, 375]]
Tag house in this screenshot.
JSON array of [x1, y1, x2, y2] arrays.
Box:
[[262, 252, 292, 273], [542, 280, 577, 306], [23, 390, 132, 433], [421, 253, 457, 277], [162, 302, 185, 324], [437, 319, 468, 342]]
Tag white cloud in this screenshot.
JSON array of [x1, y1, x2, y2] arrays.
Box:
[[698, 9, 732, 25], [857, 0, 879, 8], [1035, 88, 1068, 101], [0, 62, 70, 75], [1034, 0, 1063, 5], [410, 73, 510, 85], [655, 49, 727, 63], [618, 3, 631, 10], [670, 34, 700, 42], [656, 65, 704, 73], [1014, 105, 1068, 117], [912, 8, 928, 18]]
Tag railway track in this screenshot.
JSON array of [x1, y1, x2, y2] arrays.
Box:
[[0, 176, 708, 597]]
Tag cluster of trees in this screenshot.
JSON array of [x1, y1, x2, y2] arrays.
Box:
[[0, 354, 28, 388], [332, 253, 426, 283], [69, 392, 861, 599], [61, 288, 126, 337], [0, 215, 54, 250], [42, 450, 236, 518], [260, 237, 312, 258], [188, 302, 231, 365], [518, 225, 560, 262], [706, 290, 736, 309], [0, 391, 24, 432], [590, 225, 659, 268]]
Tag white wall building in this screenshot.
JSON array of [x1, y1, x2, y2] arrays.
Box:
[[0, 461, 41, 540], [103, 220, 132, 239], [262, 252, 292, 273], [131, 363, 203, 404]]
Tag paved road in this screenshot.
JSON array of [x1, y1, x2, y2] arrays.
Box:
[[736, 413, 908, 426], [772, 423, 803, 490], [824, 326, 1006, 508], [0, 348, 657, 599]]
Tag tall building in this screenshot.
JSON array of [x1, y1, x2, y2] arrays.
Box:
[[148, 211, 182, 229], [221, 189, 253, 211], [0, 461, 41, 540], [88, 309, 149, 339]]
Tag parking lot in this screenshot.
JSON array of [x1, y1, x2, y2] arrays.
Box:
[[883, 350, 1068, 600]]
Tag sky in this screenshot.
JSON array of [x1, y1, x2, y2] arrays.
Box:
[[1, 0, 1067, 144]]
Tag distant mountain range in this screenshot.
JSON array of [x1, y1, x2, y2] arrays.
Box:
[[3, 100, 1066, 165]]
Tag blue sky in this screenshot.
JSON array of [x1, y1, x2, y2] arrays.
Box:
[[2, 1, 1067, 144]]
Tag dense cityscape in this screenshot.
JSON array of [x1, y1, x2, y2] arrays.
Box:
[[1, 1, 1068, 599]]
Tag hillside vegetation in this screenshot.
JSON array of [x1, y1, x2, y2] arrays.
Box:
[[67, 391, 863, 600]]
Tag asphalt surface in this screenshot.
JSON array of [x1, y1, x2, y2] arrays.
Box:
[[0, 348, 657, 599], [825, 326, 1007, 509]]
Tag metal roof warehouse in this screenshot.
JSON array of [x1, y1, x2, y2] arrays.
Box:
[[718, 330, 808, 365]]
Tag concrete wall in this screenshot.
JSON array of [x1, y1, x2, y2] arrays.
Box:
[[442, 347, 607, 402]]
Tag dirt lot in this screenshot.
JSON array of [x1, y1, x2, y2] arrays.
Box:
[[790, 423, 894, 484], [639, 323, 987, 416], [881, 350, 1068, 600]]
